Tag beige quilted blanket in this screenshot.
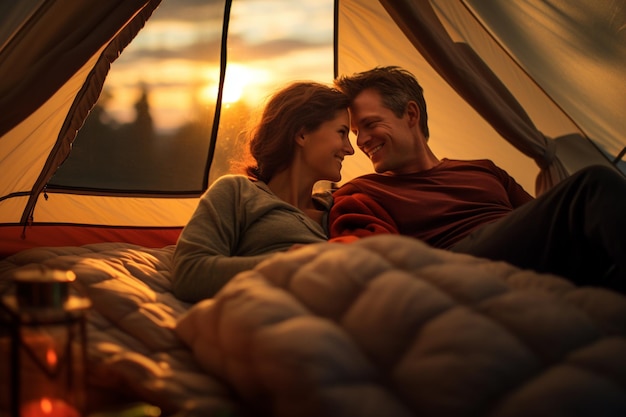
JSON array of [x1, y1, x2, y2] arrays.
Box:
[[2, 236, 625, 416], [0, 243, 238, 416], [176, 235, 626, 417]]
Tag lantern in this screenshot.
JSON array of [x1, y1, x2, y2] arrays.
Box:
[[0, 268, 91, 417]]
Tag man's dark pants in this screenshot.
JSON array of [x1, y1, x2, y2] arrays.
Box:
[[451, 165, 626, 293]]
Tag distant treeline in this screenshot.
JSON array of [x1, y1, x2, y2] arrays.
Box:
[[50, 86, 251, 193]]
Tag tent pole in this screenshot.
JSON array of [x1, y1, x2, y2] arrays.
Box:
[[333, 0, 339, 79], [203, 0, 233, 191]]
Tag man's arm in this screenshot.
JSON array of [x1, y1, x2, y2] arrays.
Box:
[[500, 170, 534, 207], [329, 186, 399, 241], [488, 161, 534, 207]]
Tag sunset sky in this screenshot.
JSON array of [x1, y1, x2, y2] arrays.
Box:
[[103, 0, 335, 134]]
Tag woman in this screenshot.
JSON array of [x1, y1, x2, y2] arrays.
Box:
[[172, 82, 354, 301]]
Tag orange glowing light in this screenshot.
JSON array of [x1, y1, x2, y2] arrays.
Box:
[[41, 398, 52, 414], [46, 348, 57, 367], [21, 398, 80, 417]]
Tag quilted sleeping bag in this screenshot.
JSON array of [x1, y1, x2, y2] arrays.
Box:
[[176, 235, 626, 417]]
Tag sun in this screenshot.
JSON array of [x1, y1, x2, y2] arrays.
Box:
[[201, 63, 253, 105]]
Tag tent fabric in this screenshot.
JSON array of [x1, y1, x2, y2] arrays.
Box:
[[337, 0, 541, 194], [377, 0, 569, 194], [337, 0, 623, 197], [0, 0, 189, 256], [0, 224, 182, 256], [21, 0, 164, 226], [1, 0, 624, 257], [0, 0, 160, 137], [464, 0, 626, 164]]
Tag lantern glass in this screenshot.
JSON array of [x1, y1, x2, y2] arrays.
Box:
[[0, 269, 90, 417]]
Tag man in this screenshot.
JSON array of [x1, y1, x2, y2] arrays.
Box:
[[330, 66, 626, 292]]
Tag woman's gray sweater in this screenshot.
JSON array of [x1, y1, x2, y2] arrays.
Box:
[[173, 175, 332, 301]]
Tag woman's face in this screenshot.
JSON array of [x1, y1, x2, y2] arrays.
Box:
[[300, 109, 354, 182]]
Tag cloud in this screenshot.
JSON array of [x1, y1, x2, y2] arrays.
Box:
[[151, 0, 226, 23], [116, 33, 328, 69], [115, 0, 333, 67], [101, 0, 335, 131]]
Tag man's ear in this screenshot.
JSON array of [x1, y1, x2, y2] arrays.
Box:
[[405, 101, 420, 127]]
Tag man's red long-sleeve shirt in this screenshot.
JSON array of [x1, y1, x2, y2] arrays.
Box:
[[329, 159, 533, 249]]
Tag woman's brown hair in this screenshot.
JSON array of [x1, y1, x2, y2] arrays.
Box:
[[245, 82, 349, 182]]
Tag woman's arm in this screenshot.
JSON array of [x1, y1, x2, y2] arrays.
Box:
[[172, 177, 271, 301]]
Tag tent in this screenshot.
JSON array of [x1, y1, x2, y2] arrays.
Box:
[[1, 0, 624, 257]]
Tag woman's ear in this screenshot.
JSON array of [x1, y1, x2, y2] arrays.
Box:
[[295, 129, 306, 147]]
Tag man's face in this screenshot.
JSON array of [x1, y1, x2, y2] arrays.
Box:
[[349, 89, 421, 174]]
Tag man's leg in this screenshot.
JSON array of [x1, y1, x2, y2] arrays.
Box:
[[451, 165, 626, 292]]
